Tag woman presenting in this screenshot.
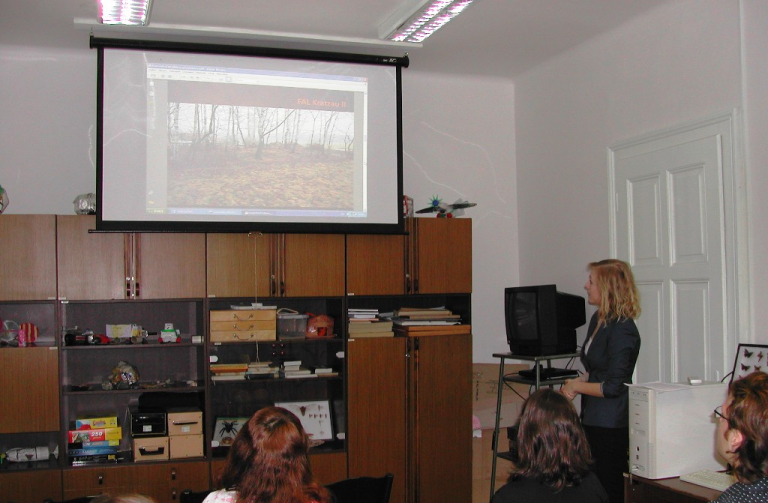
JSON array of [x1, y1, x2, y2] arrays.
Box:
[[562, 259, 641, 503]]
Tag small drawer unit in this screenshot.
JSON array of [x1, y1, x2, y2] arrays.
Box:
[[133, 436, 169, 462], [129, 407, 167, 437], [167, 408, 204, 459], [210, 309, 276, 342]]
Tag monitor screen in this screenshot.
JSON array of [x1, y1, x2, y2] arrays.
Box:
[[505, 285, 586, 356], [93, 38, 407, 233]]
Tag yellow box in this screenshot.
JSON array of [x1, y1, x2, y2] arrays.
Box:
[[133, 436, 169, 462], [75, 415, 119, 430]]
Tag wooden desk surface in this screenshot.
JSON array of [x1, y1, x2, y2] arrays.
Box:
[[625, 473, 721, 503]]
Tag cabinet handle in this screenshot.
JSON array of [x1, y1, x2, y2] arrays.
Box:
[[172, 468, 177, 480], [98, 474, 103, 485], [135, 281, 140, 298], [172, 489, 178, 500], [280, 280, 285, 296], [233, 334, 255, 340]]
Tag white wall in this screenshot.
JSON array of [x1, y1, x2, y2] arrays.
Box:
[[514, 0, 766, 364], [401, 72, 518, 361], [0, 30, 520, 362]]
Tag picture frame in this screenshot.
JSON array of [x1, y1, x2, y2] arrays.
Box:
[[730, 343, 768, 383], [274, 400, 334, 441], [213, 417, 249, 447]]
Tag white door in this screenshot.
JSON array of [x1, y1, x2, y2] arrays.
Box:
[[610, 114, 742, 384]]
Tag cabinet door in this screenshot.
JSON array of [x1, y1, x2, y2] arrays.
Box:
[[0, 469, 62, 503], [57, 215, 126, 300], [409, 333, 472, 503], [63, 465, 134, 499], [136, 233, 206, 299], [0, 214, 56, 301], [346, 234, 406, 296], [0, 347, 59, 433], [310, 452, 347, 485], [133, 461, 210, 503], [412, 218, 472, 294], [207, 233, 272, 298], [347, 337, 407, 503], [281, 234, 344, 297]]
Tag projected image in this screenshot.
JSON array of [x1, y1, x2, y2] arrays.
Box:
[[163, 102, 356, 210]]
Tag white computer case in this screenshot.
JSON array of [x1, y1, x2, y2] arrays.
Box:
[[628, 381, 728, 479]]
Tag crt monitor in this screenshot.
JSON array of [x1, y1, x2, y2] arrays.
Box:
[[504, 284, 586, 356]]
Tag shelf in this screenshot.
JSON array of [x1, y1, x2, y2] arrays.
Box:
[[63, 383, 204, 395], [62, 341, 204, 350], [502, 374, 574, 387]]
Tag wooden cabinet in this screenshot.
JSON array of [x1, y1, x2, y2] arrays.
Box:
[[407, 218, 472, 294], [346, 234, 406, 296], [0, 347, 59, 433], [347, 337, 408, 503], [0, 469, 62, 503], [132, 461, 210, 503], [63, 464, 134, 499], [57, 215, 205, 300], [407, 333, 472, 503], [207, 233, 344, 298], [0, 215, 56, 301]]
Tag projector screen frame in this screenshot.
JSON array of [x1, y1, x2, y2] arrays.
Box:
[[92, 36, 408, 234]]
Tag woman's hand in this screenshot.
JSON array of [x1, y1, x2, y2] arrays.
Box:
[[561, 378, 579, 400]]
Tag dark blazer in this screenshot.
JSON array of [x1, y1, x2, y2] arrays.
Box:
[[580, 313, 640, 429]]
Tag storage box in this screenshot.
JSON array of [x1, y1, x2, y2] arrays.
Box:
[[167, 408, 203, 436], [210, 309, 276, 342], [68, 427, 122, 443], [133, 436, 169, 462], [130, 407, 167, 437], [75, 414, 119, 430], [169, 434, 204, 459], [278, 313, 309, 340]]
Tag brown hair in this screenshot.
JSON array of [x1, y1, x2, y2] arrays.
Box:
[[509, 388, 594, 491], [726, 371, 768, 483], [588, 259, 641, 330], [217, 406, 331, 503]]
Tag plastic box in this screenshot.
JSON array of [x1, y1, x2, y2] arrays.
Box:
[[278, 314, 309, 340]]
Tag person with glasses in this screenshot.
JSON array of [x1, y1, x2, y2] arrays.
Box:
[[711, 371, 768, 502], [561, 259, 641, 503]]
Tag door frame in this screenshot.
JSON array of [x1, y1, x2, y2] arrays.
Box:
[[607, 109, 750, 376]]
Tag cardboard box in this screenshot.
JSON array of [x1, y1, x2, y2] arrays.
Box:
[[169, 434, 204, 459], [68, 427, 122, 443], [75, 415, 119, 430], [167, 409, 203, 436], [133, 436, 169, 462], [472, 363, 528, 430]]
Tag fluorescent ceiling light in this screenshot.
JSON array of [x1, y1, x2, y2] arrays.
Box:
[[380, 0, 475, 43], [98, 0, 153, 26]]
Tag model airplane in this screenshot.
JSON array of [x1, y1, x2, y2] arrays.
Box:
[[416, 197, 477, 217]]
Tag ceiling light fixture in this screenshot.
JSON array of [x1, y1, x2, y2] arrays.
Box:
[[379, 0, 476, 43], [98, 0, 153, 26]]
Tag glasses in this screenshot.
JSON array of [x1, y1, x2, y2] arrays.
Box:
[[713, 405, 728, 421]]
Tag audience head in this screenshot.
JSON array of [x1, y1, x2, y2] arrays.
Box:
[[716, 371, 768, 483], [218, 406, 330, 503], [587, 259, 641, 324], [510, 388, 594, 491], [90, 495, 156, 503]]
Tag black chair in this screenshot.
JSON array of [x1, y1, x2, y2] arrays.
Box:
[[179, 489, 212, 503], [325, 473, 394, 503]]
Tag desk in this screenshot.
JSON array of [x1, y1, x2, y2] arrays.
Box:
[[625, 473, 721, 503], [488, 351, 580, 500]]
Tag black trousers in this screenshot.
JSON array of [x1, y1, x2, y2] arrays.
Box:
[[583, 424, 629, 503]]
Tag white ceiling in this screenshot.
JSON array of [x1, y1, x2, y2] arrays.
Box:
[[1, 0, 673, 79]]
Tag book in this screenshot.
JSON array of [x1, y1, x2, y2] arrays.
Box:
[[395, 307, 451, 315], [348, 320, 394, 333], [282, 369, 312, 376], [348, 313, 377, 319], [396, 313, 461, 320], [211, 375, 246, 382], [67, 446, 119, 456], [283, 373, 319, 379], [68, 427, 122, 443], [313, 367, 334, 374], [391, 318, 460, 326], [68, 440, 120, 448], [69, 453, 120, 465], [348, 308, 379, 313], [394, 324, 472, 336], [349, 331, 395, 338], [75, 415, 119, 430], [210, 363, 249, 374]]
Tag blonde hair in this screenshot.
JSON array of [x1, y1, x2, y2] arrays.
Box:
[[90, 495, 156, 503], [589, 259, 641, 329]]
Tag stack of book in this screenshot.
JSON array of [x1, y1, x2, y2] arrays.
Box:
[[246, 361, 279, 380], [392, 307, 471, 336], [348, 308, 394, 338], [68, 415, 122, 466], [314, 367, 339, 377], [281, 360, 316, 379], [210, 363, 249, 382]]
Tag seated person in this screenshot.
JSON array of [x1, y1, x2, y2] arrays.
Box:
[[204, 406, 331, 503], [712, 371, 768, 502], [491, 388, 608, 503]]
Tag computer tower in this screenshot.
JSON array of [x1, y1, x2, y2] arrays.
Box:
[[628, 382, 727, 479]]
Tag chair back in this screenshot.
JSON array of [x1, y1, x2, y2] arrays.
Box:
[[325, 473, 394, 503]]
